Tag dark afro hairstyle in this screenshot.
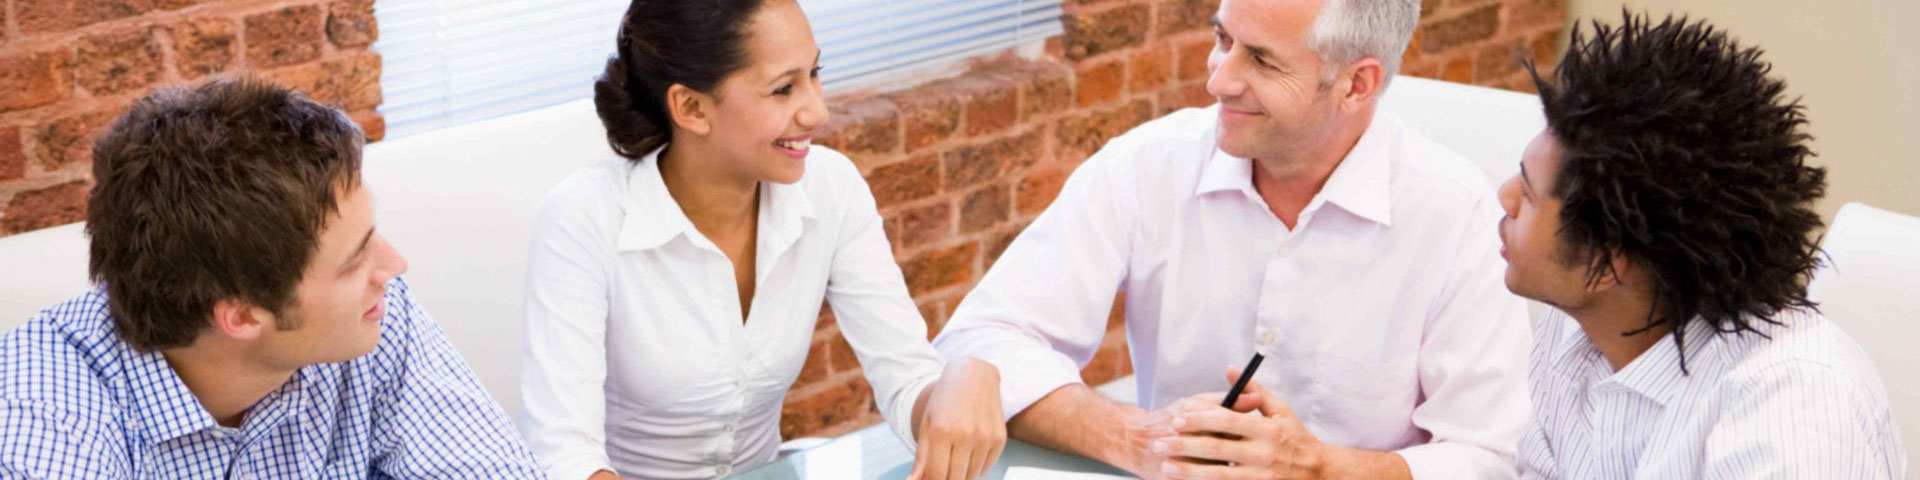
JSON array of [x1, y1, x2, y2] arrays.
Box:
[[1528, 11, 1827, 373]]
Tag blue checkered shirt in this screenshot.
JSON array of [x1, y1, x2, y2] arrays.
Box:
[[0, 278, 546, 479]]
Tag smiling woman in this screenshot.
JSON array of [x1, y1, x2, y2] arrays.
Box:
[[517, 2, 1009, 480]]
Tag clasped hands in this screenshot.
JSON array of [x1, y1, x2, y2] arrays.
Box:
[[1123, 367, 1332, 480]]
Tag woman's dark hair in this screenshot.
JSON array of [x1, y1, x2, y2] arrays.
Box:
[[87, 76, 364, 351], [596, 0, 770, 158], [1528, 11, 1827, 372]]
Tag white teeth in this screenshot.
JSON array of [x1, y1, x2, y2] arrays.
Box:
[[776, 139, 811, 150]]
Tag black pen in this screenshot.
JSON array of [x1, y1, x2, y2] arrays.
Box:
[[1220, 352, 1265, 408]]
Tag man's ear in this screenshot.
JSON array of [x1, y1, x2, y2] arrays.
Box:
[[666, 83, 715, 136], [1337, 58, 1386, 111], [209, 298, 270, 341], [1583, 252, 1635, 293]]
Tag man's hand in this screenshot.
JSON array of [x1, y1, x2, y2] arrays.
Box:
[[1150, 367, 1331, 480], [910, 359, 1008, 480], [1110, 387, 1264, 480]]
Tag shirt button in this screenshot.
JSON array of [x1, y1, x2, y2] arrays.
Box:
[[717, 465, 731, 475], [1258, 329, 1276, 346], [724, 423, 735, 433]]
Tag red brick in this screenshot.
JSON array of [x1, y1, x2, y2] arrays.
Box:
[[1442, 55, 1473, 83], [1057, 99, 1154, 164], [982, 221, 1029, 269], [1174, 35, 1214, 82], [0, 127, 25, 181], [171, 18, 238, 79], [17, 0, 152, 34], [1155, 0, 1219, 38], [779, 376, 873, 439], [1404, 61, 1441, 80], [267, 52, 382, 111], [817, 96, 900, 159], [350, 110, 385, 142], [1156, 81, 1213, 115], [2, 180, 91, 235], [815, 303, 835, 332], [1475, 38, 1526, 82], [866, 154, 939, 208], [245, 5, 325, 68], [1531, 28, 1563, 71], [154, 0, 201, 10], [1016, 168, 1068, 216], [1509, 0, 1565, 31], [1505, 73, 1538, 93], [0, 49, 72, 112], [1018, 61, 1073, 120], [327, 0, 377, 48], [1401, 29, 1424, 66], [1129, 46, 1173, 94], [959, 184, 1011, 233], [797, 334, 833, 385], [885, 89, 960, 153], [1417, 4, 1501, 54], [944, 128, 1041, 190], [74, 27, 164, 96], [886, 201, 951, 250], [1063, 3, 1149, 61], [828, 333, 858, 372], [901, 242, 978, 298], [1421, 0, 1441, 18], [938, 74, 1018, 137], [34, 109, 118, 171], [1074, 59, 1125, 108], [919, 299, 946, 339]]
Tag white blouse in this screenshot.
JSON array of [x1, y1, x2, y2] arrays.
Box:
[[518, 146, 944, 480]]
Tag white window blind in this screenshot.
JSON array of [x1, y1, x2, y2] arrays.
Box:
[[374, 0, 1063, 140]]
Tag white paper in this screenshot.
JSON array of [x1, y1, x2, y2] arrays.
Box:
[[1002, 466, 1136, 480]]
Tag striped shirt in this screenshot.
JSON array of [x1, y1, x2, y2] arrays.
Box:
[[0, 278, 545, 479], [1519, 307, 1908, 479]]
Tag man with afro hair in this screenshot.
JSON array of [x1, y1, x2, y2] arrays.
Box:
[[1498, 11, 1907, 479]]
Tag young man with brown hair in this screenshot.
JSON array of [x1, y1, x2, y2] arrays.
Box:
[[0, 77, 543, 478]]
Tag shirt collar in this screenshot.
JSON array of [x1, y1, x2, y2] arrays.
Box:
[[124, 346, 310, 446], [1192, 110, 1397, 227], [1608, 316, 1723, 406], [617, 145, 816, 253], [1555, 311, 1724, 407], [124, 348, 219, 444]]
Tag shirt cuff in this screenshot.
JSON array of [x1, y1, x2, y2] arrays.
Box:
[[885, 374, 941, 452], [940, 346, 1084, 421], [543, 454, 615, 480], [1397, 442, 1514, 480]]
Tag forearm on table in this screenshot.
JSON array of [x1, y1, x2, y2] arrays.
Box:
[[1007, 383, 1147, 471], [1323, 446, 1413, 480]]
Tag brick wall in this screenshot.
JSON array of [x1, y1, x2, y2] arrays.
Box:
[[780, 0, 1567, 438], [0, 0, 381, 235]]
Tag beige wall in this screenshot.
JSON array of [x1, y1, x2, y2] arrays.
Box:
[[1565, 0, 1920, 221]]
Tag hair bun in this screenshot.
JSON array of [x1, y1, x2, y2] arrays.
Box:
[[594, 54, 668, 159]]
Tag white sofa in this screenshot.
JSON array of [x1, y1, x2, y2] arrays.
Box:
[[0, 76, 1547, 423]]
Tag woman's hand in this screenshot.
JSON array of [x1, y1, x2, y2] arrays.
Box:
[[909, 358, 1008, 480]]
